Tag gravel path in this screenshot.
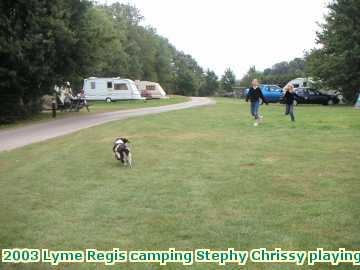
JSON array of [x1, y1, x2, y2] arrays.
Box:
[[0, 97, 214, 152]]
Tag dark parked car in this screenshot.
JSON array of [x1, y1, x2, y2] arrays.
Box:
[[293, 88, 340, 105]]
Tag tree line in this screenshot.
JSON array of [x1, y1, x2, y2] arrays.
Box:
[[0, 0, 218, 123], [0, 0, 359, 123], [239, 0, 360, 102], [238, 58, 306, 88]]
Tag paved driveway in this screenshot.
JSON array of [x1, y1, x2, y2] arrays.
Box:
[[0, 97, 214, 152]]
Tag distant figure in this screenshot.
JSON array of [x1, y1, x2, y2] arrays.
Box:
[[79, 89, 90, 112], [246, 79, 268, 126], [283, 83, 297, 122], [63, 81, 74, 105]]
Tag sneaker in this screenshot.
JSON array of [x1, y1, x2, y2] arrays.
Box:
[[254, 122, 258, 126]]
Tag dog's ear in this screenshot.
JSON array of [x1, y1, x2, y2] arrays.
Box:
[[121, 138, 129, 143]]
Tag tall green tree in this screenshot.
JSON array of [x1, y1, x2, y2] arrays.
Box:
[[239, 66, 262, 87], [0, 0, 91, 123], [154, 38, 175, 91], [306, 0, 360, 102], [199, 70, 218, 96], [172, 52, 204, 96], [221, 68, 236, 91], [77, 7, 127, 78]]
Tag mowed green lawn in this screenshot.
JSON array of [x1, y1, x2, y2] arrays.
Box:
[[0, 98, 359, 269]]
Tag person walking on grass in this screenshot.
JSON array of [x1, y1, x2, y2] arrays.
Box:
[[283, 83, 297, 122], [246, 79, 268, 126]]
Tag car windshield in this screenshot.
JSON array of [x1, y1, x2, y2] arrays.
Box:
[[259, 85, 282, 92], [270, 86, 282, 92]]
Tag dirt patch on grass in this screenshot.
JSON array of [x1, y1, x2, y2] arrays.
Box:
[[263, 156, 278, 162], [240, 163, 256, 168], [0, 160, 12, 172]]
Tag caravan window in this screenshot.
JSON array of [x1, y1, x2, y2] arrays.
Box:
[[114, 83, 128, 90], [107, 82, 113, 88], [91, 81, 96, 89], [146, 85, 156, 91]]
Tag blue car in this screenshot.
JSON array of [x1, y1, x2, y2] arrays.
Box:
[[245, 84, 283, 103]]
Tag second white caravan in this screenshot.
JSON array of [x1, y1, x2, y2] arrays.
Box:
[[83, 77, 144, 102], [135, 80, 167, 99]]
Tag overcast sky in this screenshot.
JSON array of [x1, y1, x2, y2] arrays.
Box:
[[100, 0, 328, 78]]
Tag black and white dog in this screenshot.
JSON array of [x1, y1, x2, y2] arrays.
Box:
[[113, 137, 132, 167]]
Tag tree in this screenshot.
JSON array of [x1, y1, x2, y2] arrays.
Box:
[[77, 7, 127, 79], [239, 66, 262, 87], [199, 70, 219, 96], [305, 0, 360, 102], [239, 58, 306, 88], [263, 59, 305, 77], [221, 68, 236, 91], [0, 0, 91, 123], [172, 52, 203, 96], [0, 1, 207, 123], [155, 38, 175, 91]]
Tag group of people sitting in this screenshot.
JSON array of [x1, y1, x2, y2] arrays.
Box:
[[55, 82, 89, 112], [246, 79, 297, 126]]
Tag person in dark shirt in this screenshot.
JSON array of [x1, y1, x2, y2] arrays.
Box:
[[283, 83, 297, 122], [246, 79, 268, 126]]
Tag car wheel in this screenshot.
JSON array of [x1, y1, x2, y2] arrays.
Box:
[[327, 99, 334, 105], [106, 97, 112, 103], [293, 100, 298, 106]]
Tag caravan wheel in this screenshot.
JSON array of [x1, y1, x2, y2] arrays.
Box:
[[106, 98, 112, 103]]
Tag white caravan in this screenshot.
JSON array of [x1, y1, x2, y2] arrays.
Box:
[[83, 77, 143, 102], [288, 78, 315, 88], [135, 80, 167, 99]]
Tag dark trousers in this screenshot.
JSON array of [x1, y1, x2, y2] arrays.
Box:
[[285, 104, 295, 121]]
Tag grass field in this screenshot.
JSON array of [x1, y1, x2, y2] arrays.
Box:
[[0, 95, 188, 130], [0, 98, 359, 269]]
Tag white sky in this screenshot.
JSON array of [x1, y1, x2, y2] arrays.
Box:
[[100, 0, 328, 78]]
